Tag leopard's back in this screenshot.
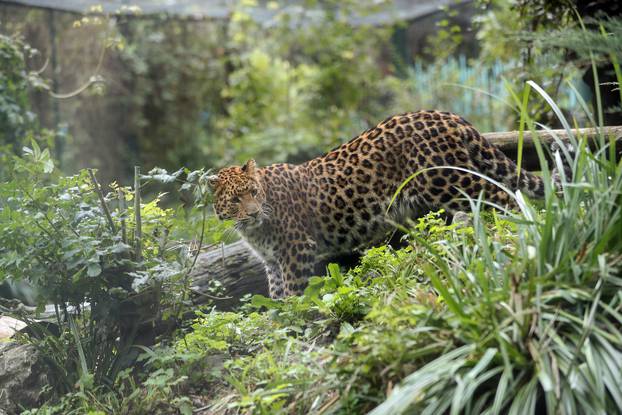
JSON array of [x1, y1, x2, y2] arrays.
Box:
[[293, 110, 543, 254]]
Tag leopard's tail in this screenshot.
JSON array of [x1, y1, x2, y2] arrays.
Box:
[[459, 125, 548, 199]]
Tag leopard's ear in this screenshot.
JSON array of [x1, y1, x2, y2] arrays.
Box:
[[242, 159, 257, 177]]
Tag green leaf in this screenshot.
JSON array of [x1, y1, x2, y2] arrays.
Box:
[[251, 294, 281, 309], [178, 399, 193, 415], [303, 275, 324, 298], [425, 263, 466, 319], [111, 242, 131, 254], [87, 262, 102, 277], [327, 263, 343, 285], [43, 157, 54, 174]]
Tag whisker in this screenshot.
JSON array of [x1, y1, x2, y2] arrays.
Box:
[[261, 202, 274, 217]]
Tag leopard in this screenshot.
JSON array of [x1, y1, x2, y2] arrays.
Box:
[[207, 110, 550, 299]]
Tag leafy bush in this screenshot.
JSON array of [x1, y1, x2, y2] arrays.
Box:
[[473, 2, 622, 127], [0, 147, 230, 401], [116, 16, 228, 174], [155, 212, 504, 414], [370, 85, 622, 414], [4, 1, 394, 181], [211, 0, 393, 167]]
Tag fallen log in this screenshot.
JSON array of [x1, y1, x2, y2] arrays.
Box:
[[189, 241, 268, 309], [188, 241, 363, 309], [483, 126, 622, 170]]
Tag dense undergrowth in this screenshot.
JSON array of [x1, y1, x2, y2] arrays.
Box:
[[21, 99, 622, 413]]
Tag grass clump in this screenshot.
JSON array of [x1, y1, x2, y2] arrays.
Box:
[[170, 213, 517, 414]]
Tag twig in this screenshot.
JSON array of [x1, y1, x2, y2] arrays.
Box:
[[176, 195, 209, 320], [88, 169, 117, 234], [317, 393, 340, 414], [48, 75, 104, 99], [134, 166, 142, 262], [117, 188, 127, 244], [46, 17, 109, 100]]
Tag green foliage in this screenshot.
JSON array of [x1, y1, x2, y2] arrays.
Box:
[[217, 48, 322, 163], [473, 2, 622, 126], [22, 362, 194, 415], [212, 0, 393, 166], [156, 213, 499, 414], [10, 0, 393, 182], [528, 17, 622, 120], [6, 2, 622, 414], [474, 1, 599, 127], [0, 149, 232, 400], [370, 84, 622, 413], [475, 0, 575, 65], [46, 80, 617, 414], [0, 34, 33, 150], [0, 35, 57, 178], [117, 17, 228, 172], [424, 6, 464, 61], [1, 153, 172, 310], [9, 0, 585, 181], [537, 17, 622, 64]]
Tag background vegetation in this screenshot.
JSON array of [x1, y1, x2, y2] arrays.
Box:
[[2, 0, 611, 184], [1, 0, 621, 413]]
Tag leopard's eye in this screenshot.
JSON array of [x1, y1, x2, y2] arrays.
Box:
[[250, 188, 258, 197], [232, 196, 240, 203]]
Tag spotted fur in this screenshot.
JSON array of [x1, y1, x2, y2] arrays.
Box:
[[209, 110, 547, 298]]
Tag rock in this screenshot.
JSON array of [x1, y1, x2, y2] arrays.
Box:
[[0, 317, 26, 341], [451, 211, 472, 228], [0, 342, 51, 413]]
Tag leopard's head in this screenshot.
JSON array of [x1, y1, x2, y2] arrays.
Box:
[[207, 159, 267, 227]]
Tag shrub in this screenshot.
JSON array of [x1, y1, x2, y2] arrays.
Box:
[[0, 149, 227, 398]]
